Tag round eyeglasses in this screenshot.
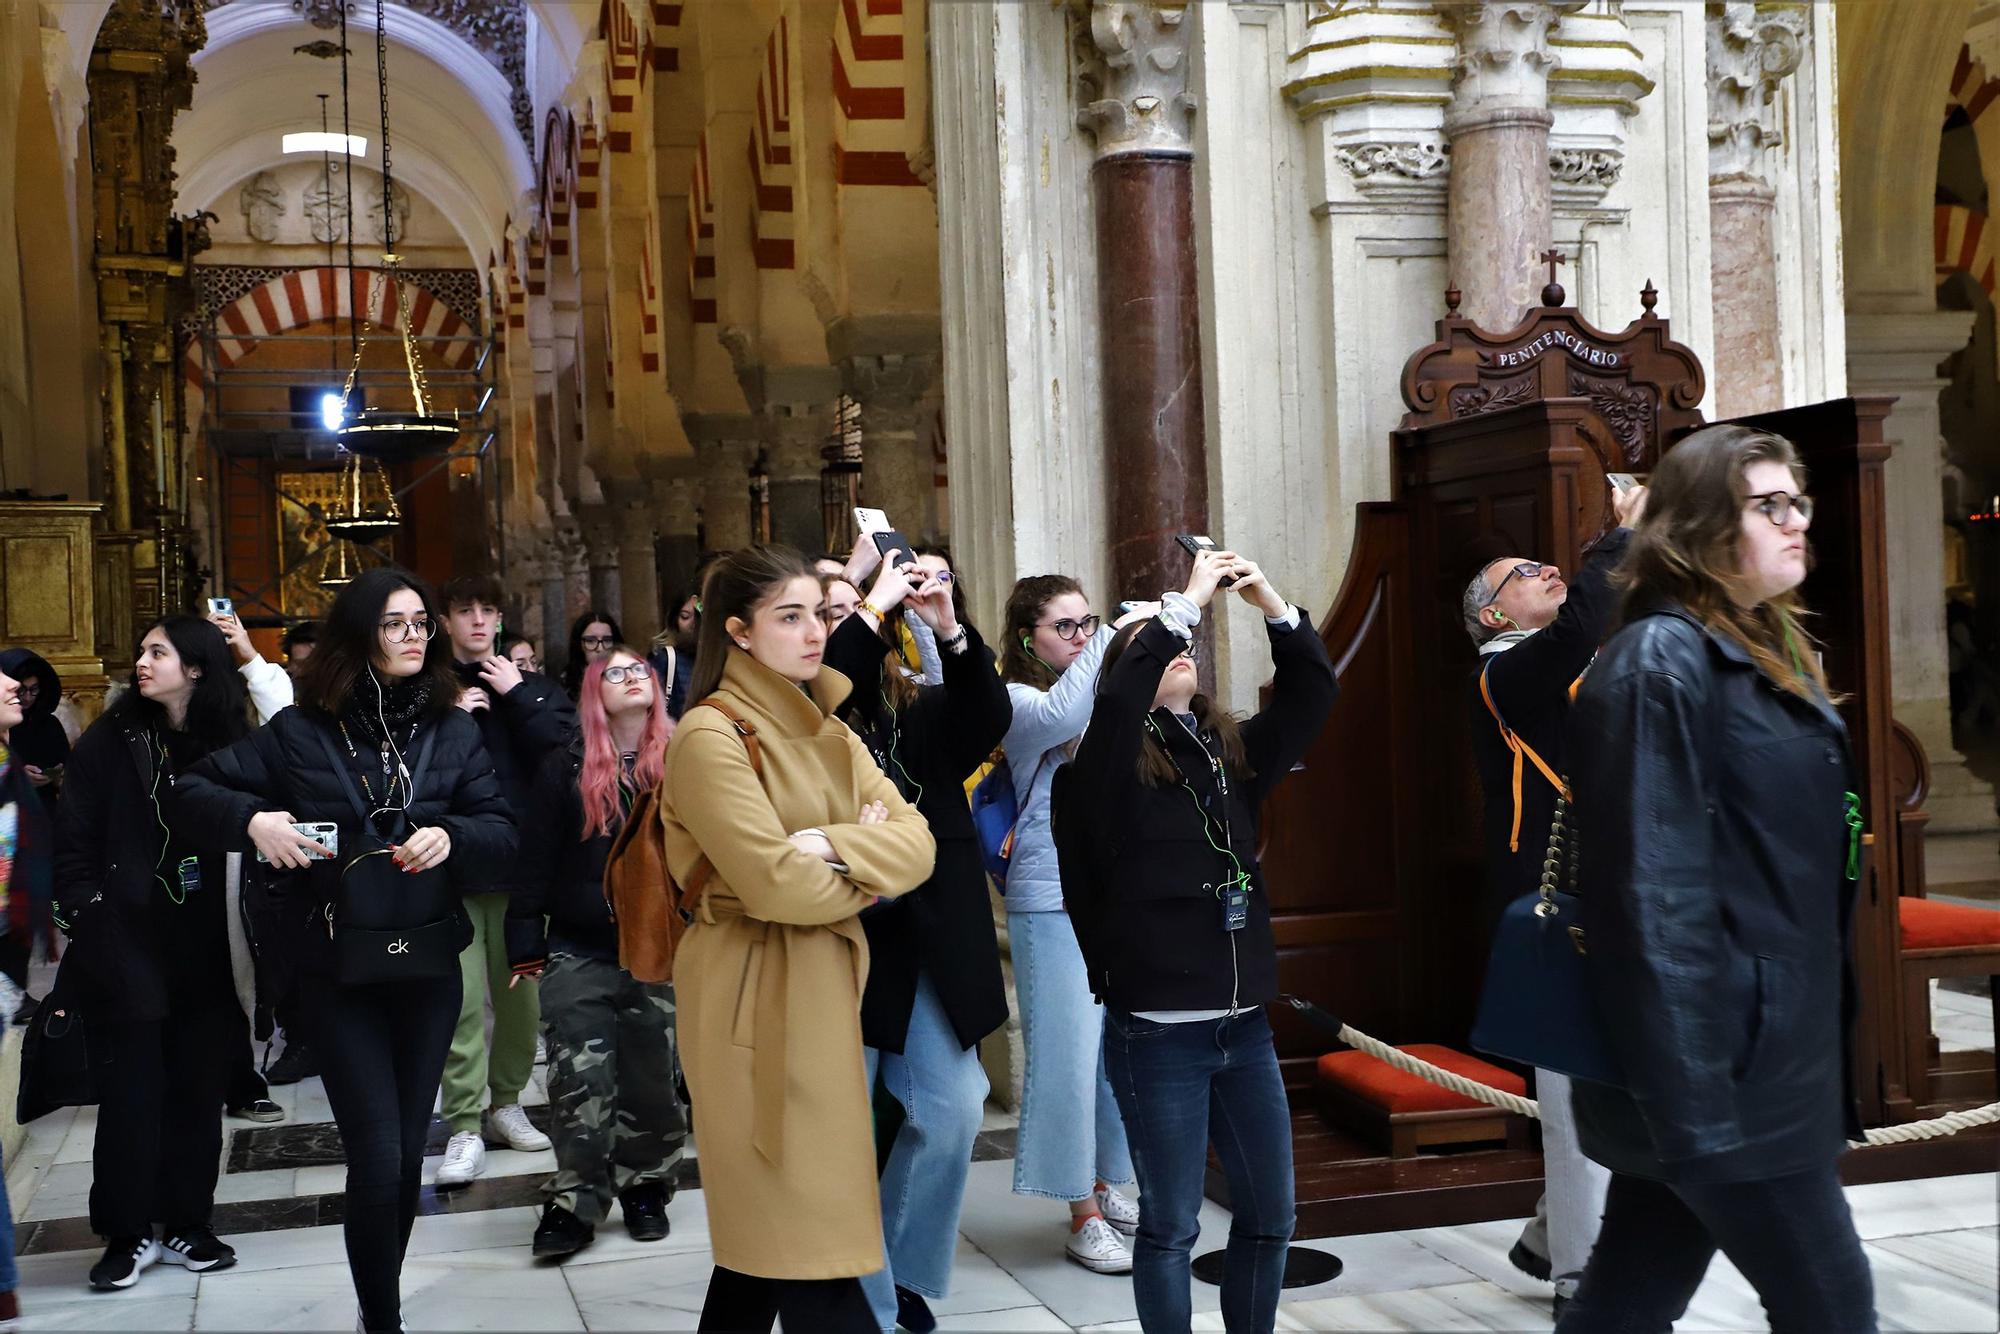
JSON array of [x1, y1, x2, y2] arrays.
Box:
[[1747, 491, 1813, 527], [1035, 614, 1101, 643], [602, 662, 652, 685], [580, 635, 616, 649], [380, 618, 436, 644]]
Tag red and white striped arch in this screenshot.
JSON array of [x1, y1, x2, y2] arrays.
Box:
[[750, 15, 795, 270], [1937, 204, 1998, 298], [689, 133, 716, 324], [833, 0, 922, 188]]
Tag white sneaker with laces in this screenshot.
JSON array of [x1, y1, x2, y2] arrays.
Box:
[[485, 1103, 552, 1152], [434, 1129, 486, 1186], [1065, 1215, 1134, 1274], [1095, 1184, 1140, 1236]]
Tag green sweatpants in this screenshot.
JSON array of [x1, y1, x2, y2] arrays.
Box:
[[441, 892, 542, 1133]]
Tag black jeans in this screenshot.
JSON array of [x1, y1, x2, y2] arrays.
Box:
[[304, 973, 461, 1334], [696, 1265, 875, 1334], [1556, 1166, 1877, 1334], [223, 1003, 269, 1109], [89, 1006, 234, 1238]]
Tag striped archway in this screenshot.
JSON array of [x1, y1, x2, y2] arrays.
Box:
[[1935, 203, 1998, 297]]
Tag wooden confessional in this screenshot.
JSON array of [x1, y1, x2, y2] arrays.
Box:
[[1247, 286, 2000, 1237]]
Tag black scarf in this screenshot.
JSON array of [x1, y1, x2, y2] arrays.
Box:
[[339, 669, 435, 752]]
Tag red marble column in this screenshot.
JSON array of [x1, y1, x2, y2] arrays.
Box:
[[1095, 153, 1209, 603]]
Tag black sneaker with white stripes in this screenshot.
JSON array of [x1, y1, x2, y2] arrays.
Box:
[[159, 1230, 236, 1272], [88, 1236, 160, 1290]]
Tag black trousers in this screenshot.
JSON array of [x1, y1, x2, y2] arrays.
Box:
[[223, 1003, 269, 1109], [89, 1007, 234, 1238], [697, 1265, 876, 1334], [1556, 1165, 1877, 1334], [304, 973, 460, 1334]]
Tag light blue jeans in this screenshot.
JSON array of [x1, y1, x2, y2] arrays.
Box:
[[0, 1141, 15, 1294], [860, 973, 991, 1332], [1008, 910, 1133, 1200]]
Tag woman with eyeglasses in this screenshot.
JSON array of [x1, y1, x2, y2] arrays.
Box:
[[563, 609, 624, 700], [1055, 549, 1337, 1333], [50, 617, 253, 1291], [997, 576, 1152, 1272], [1556, 426, 1873, 1333], [506, 647, 687, 1258], [174, 568, 516, 1333]]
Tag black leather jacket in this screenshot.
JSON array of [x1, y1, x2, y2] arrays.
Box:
[[1568, 605, 1864, 1184]]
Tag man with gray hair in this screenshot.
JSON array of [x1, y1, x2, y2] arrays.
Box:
[[1463, 482, 1644, 1317]]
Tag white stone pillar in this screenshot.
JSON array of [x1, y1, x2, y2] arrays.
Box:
[[1705, 3, 1806, 419], [1847, 309, 1993, 831]]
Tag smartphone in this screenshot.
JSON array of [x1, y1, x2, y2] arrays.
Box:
[[1608, 473, 1639, 492], [254, 821, 339, 864], [1174, 533, 1237, 588], [207, 596, 235, 617], [853, 506, 889, 536], [854, 507, 915, 567]]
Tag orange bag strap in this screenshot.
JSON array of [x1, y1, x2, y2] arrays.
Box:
[[1479, 658, 1573, 853]]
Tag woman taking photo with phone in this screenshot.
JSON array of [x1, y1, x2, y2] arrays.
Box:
[[175, 568, 516, 1333], [1057, 549, 1338, 1333], [1558, 426, 1875, 1332], [52, 616, 253, 1292], [823, 553, 1011, 1333], [660, 545, 935, 1333], [507, 646, 686, 1258], [998, 575, 1150, 1272]]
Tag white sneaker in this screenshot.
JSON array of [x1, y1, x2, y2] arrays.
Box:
[[535, 1035, 547, 1065], [1095, 1184, 1140, 1236], [434, 1129, 486, 1186], [485, 1103, 552, 1152], [1064, 1215, 1134, 1274]]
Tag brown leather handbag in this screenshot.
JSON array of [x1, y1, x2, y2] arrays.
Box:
[[603, 695, 762, 983]]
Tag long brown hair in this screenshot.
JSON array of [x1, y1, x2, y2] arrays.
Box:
[[1000, 574, 1084, 690], [1620, 424, 1831, 702], [294, 567, 458, 718], [1099, 620, 1252, 787], [689, 544, 818, 704]]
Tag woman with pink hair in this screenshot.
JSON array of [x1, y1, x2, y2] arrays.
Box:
[[506, 646, 687, 1258]]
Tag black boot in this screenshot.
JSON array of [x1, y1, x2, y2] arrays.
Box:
[[264, 1041, 318, 1086], [619, 1184, 670, 1242], [531, 1204, 594, 1259], [894, 1286, 937, 1333]]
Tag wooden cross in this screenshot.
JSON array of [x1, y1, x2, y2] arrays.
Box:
[[1541, 249, 1567, 288]]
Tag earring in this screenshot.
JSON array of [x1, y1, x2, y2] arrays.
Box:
[[735, 639, 749, 650]]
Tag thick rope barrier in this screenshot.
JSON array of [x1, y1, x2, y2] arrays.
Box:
[[1284, 997, 2000, 1148]]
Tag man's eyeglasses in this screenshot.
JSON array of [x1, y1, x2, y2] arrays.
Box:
[[1035, 615, 1101, 643], [580, 635, 616, 649], [381, 618, 436, 643], [1481, 563, 1546, 608], [602, 663, 652, 685], [1747, 491, 1813, 527]]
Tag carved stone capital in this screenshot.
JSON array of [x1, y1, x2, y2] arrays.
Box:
[[761, 406, 832, 481], [1443, 2, 1586, 127], [1071, 0, 1198, 159], [1706, 1, 1807, 185]]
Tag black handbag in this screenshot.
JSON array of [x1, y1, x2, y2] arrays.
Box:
[[1469, 793, 1625, 1087], [17, 965, 95, 1122], [311, 726, 471, 987]]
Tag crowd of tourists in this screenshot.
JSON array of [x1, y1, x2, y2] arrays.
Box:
[[0, 425, 1881, 1333]]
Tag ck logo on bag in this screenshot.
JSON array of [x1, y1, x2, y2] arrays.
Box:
[[387, 938, 410, 955]]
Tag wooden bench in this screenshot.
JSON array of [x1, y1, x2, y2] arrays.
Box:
[[1315, 1043, 1532, 1159], [1900, 896, 2000, 1109]]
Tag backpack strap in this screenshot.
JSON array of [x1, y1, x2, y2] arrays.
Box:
[[676, 694, 765, 911], [311, 724, 372, 828], [1479, 657, 1572, 853]]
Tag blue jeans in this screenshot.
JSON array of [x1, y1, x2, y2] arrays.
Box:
[[1008, 910, 1133, 1200], [0, 1140, 15, 1294], [1556, 1167, 1876, 1333], [1105, 1009, 1294, 1334], [860, 973, 991, 1332]]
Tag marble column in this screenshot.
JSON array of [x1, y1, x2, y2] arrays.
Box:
[[577, 502, 623, 621], [545, 518, 583, 668], [1441, 2, 1582, 331], [1706, 3, 1806, 419], [1848, 309, 1993, 832], [604, 479, 660, 646], [690, 421, 758, 553], [843, 352, 941, 541], [762, 406, 832, 554], [647, 462, 703, 602], [1077, 0, 1209, 603]]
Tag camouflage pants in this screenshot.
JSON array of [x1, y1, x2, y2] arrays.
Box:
[[539, 952, 689, 1225]]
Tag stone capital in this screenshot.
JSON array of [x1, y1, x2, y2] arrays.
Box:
[[1705, 1, 1807, 185], [575, 504, 620, 567], [694, 435, 757, 484], [1072, 0, 1197, 159], [1443, 2, 1586, 126], [761, 406, 833, 481]]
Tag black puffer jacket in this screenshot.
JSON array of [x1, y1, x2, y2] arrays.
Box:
[[825, 615, 1012, 1054], [0, 647, 69, 808], [504, 737, 617, 968], [449, 660, 575, 891], [172, 705, 516, 976], [1568, 605, 1863, 1185]]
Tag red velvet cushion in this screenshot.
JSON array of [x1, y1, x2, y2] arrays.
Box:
[[1900, 897, 2000, 951], [1316, 1043, 1527, 1115]]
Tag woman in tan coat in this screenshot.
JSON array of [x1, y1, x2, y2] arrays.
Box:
[[660, 545, 937, 1334]]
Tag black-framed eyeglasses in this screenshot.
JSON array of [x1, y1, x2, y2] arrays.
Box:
[[1481, 563, 1546, 608], [1747, 491, 1814, 527], [580, 635, 615, 649], [1173, 640, 1201, 664], [602, 662, 652, 685], [1036, 615, 1101, 643], [380, 618, 436, 643]]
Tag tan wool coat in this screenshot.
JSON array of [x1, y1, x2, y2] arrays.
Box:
[[659, 649, 936, 1280]]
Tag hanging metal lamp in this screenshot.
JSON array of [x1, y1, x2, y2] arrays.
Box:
[[319, 536, 362, 588], [324, 449, 402, 543]]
